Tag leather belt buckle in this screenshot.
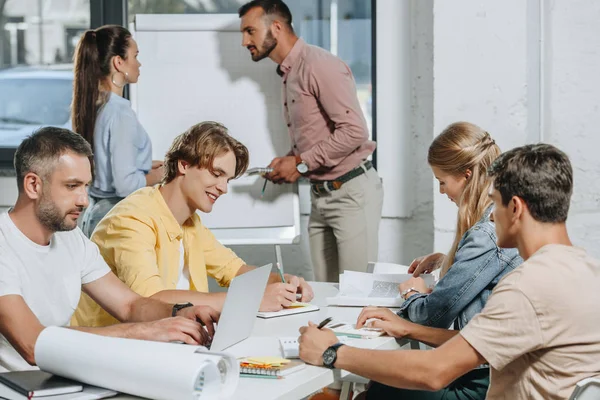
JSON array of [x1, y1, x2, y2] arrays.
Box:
[[331, 181, 343, 190]]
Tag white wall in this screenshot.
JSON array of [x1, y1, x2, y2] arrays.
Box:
[[431, 0, 531, 252], [429, 0, 600, 258], [546, 0, 600, 254]]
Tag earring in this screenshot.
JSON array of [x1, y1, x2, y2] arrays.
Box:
[[111, 71, 128, 88]]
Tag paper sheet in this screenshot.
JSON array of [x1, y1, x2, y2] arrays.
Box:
[[35, 327, 239, 400]]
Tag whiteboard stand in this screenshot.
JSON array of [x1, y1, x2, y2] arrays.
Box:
[[209, 191, 301, 246]]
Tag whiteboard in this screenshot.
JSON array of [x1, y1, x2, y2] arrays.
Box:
[[131, 14, 300, 245]]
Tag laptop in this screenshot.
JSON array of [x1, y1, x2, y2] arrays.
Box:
[[207, 264, 272, 352]]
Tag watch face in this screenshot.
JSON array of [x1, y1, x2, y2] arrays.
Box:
[[323, 348, 336, 366], [296, 162, 308, 174]]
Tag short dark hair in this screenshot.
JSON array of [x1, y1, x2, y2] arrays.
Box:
[[14, 127, 93, 192], [163, 122, 249, 184], [239, 0, 294, 31], [487, 143, 573, 223]]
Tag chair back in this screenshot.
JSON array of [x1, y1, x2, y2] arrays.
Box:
[[570, 377, 600, 400]]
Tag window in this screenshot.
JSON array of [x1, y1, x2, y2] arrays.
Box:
[[0, 0, 89, 165]]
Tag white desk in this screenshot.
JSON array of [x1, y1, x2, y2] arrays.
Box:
[[111, 282, 405, 400]]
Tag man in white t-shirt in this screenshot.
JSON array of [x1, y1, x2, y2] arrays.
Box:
[[298, 143, 600, 400], [0, 127, 220, 372]]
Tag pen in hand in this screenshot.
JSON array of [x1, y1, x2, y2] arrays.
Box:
[[275, 248, 303, 301], [260, 178, 268, 198], [316, 317, 333, 330]]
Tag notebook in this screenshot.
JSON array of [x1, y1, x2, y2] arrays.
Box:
[[239, 357, 306, 377], [0, 371, 83, 398], [0, 384, 117, 400], [257, 302, 320, 319]]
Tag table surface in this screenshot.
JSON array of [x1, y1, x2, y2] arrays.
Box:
[[110, 282, 404, 400]]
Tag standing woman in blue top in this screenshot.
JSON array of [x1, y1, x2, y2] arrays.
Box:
[[71, 25, 164, 237], [362, 122, 523, 400]]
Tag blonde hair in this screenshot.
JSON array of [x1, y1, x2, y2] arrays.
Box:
[[428, 122, 501, 277], [163, 121, 249, 183]]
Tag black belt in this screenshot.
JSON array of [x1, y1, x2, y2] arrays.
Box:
[[310, 160, 372, 195]]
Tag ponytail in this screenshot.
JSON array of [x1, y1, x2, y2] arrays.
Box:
[[71, 30, 102, 147], [71, 25, 132, 149]]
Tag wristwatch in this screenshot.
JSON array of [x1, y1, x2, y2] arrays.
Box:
[[295, 155, 309, 174], [172, 302, 194, 317], [401, 287, 421, 300], [322, 342, 345, 369]]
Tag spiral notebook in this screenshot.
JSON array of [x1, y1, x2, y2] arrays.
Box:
[[239, 357, 306, 377]]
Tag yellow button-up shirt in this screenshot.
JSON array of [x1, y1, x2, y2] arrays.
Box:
[[72, 186, 245, 327]]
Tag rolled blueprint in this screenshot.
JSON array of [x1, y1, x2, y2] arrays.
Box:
[[34, 327, 239, 400]]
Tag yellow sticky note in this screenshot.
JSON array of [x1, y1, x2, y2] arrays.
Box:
[[286, 302, 309, 309]]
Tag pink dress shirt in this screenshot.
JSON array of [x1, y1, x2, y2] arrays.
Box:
[[278, 38, 376, 181]]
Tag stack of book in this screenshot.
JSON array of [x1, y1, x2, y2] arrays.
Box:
[[239, 357, 306, 379]]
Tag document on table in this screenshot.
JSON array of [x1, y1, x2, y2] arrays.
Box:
[[34, 327, 240, 400], [257, 302, 320, 319], [326, 271, 435, 307]]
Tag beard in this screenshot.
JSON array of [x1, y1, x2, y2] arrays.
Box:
[[37, 191, 81, 232], [250, 31, 278, 62]]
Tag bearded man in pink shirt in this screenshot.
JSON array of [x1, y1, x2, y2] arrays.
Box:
[[239, 0, 384, 283]]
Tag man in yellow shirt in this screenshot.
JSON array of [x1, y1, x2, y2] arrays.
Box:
[[74, 121, 314, 327]]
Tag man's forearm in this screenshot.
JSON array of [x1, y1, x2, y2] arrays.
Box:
[[406, 324, 460, 348], [334, 347, 441, 391], [236, 264, 284, 284], [70, 323, 139, 339], [127, 297, 172, 322], [151, 290, 227, 312]]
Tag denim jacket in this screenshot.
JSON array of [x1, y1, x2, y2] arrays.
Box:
[[399, 206, 523, 330]]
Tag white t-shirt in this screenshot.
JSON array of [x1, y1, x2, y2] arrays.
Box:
[[0, 212, 110, 372]]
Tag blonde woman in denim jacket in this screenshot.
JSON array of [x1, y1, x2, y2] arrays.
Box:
[[363, 122, 523, 400]]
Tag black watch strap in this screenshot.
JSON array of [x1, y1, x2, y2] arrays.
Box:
[[172, 302, 194, 317]]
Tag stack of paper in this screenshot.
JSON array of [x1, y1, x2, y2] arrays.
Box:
[[326, 270, 435, 307]]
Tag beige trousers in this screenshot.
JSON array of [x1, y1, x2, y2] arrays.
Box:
[[309, 167, 384, 282]]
